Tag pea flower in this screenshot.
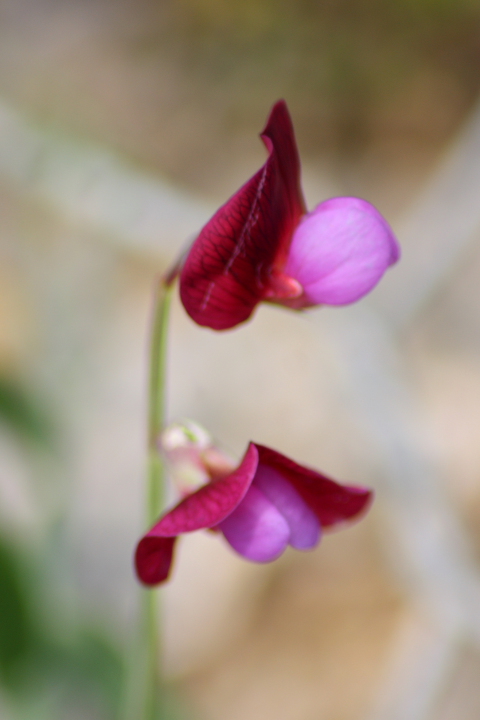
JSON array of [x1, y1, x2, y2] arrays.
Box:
[[135, 422, 373, 585], [180, 100, 399, 330]]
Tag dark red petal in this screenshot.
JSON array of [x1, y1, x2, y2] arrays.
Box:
[[135, 536, 176, 586], [154, 443, 258, 533], [134, 444, 258, 585], [180, 100, 306, 330], [255, 444, 373, 528], [134, 443, 259, 579]]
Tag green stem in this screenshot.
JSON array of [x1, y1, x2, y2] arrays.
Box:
[[121, 274, 177, 720], [142, 278, 174, 720], [141, 590, 160, 720], [148, 279, 173, 523]]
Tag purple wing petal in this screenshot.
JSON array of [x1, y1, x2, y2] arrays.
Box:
[[283, 197, 400, 307], [255, 444, 373, 529], [219, 484, 290, 562], [253, 464, 321, 550], [180, 100, 306, 330]]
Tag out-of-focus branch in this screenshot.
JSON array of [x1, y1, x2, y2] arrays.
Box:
[[0, 98, 212, 258]]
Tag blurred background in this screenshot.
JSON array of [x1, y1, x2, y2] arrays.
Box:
[[1, 0, 480, 718]]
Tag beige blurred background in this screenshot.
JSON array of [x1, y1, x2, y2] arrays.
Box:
[[1, 1, 480, 719]]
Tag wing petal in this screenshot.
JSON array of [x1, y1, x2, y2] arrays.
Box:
[[255, 444, 373, 529]]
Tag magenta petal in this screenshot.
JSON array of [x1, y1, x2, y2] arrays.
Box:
[[253, 464, 321, 550], [180, 100, 306, 330], [135, 536, 176, 586], [219, 484, 290, 562], [284, 197, 400, 306], [149, 443, 258, 535], [134, 444, 258, 585], [255, 444, 373, 529]]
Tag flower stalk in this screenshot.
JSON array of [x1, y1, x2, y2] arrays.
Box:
[[148, 278, 174, 523], [142, 275, 174, 719]]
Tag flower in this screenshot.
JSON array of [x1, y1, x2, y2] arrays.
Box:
[[135, 424, 373, 585], [180, 100, 400, 330]]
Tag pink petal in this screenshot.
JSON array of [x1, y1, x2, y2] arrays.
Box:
[[180, 100, 306, 330], [253, 464, 321, 550], [135, 536, 176, 586], [283, 197, 400, 306], [219, 485, 290, 562], [255, 444, 373, 529]]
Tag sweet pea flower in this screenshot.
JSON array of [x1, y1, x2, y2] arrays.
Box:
[[180, 100, 400, 330], [135, 423, 373, 585]]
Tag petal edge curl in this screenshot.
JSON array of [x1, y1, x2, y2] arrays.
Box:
[[256, 444, 373, 528]]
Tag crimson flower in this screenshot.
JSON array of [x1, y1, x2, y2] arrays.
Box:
[[135, 428, 373, 585], [179, 100, 400, 330]]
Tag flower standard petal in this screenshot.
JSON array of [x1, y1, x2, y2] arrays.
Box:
[[255, 444, 373, 529], [135, 443, 259, 585], [283, 197, 400, 307], [179, 100, 305, 330], [219, 485, 290, 562]]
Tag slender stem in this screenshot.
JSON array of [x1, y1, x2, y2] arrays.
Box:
[[148, 279, 173, 522], [143, 278, 174, 719], [141, 590, 160, 720], [121, 271, 178, 720]]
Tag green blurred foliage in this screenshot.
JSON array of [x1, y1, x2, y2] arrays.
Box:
[[0, 538, 38, 690], [0, 535, 126, 718], [0, 377, 126, 718], [0, 378, 54, 450], [0, 376, 183, 718], [34, 629, 125, 719]]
